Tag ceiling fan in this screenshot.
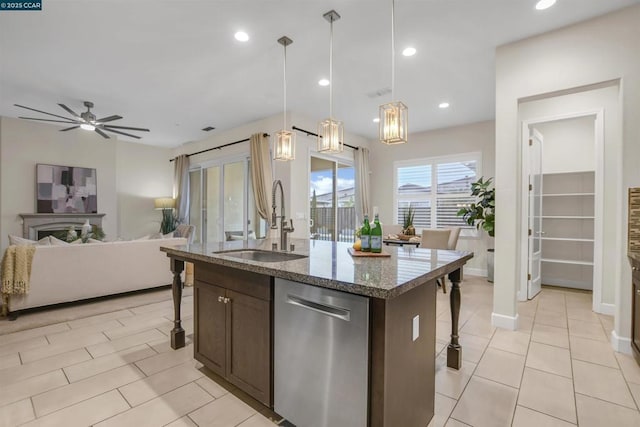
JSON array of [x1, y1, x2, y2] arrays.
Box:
[[14, 101, 150, 139]]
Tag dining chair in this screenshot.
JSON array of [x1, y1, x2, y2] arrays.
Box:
[[421, 227, 461, 293]]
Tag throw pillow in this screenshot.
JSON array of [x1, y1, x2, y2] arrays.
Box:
[[87, 238, 103, 243], [49, 236, 71, 246], [9, 235, 50, 246], [69, 239, 83, 245]]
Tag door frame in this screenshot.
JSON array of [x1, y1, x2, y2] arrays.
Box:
[[518, 109, 606, 314]]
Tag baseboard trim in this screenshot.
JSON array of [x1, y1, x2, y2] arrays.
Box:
[[491, 312, 519, 331], [611, 330, 632, 354], [464, 267, 487, 277], [596, 302, 615, 316]]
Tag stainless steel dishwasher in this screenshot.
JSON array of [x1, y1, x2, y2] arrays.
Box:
[[274, 278, 369, 427]]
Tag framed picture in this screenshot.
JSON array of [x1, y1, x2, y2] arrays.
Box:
[[36, 164, 97, 213]]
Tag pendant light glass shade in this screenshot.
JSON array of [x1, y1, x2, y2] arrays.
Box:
[[318, 10, 344, 154], [317, 118, 343, 153], [274, 36, 295, 161], [274, 130, 295, 160], [379, 101, 408, 144], [379, 0, 408, 145]]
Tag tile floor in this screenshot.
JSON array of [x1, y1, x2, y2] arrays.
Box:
[[1, 277, 639, 426]]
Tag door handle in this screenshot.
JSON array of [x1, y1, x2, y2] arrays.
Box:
[[286, 294, 351, 321], [223, 297, 231, 304], [633, 266, 639, 271], [218, 296, 224, 303]]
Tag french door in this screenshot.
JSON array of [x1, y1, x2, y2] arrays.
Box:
[[189, 157, 266, 243], [309, 155, 355, 242]]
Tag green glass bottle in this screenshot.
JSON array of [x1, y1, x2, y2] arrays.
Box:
[[361, 214, 371, 252], [371, 214, 382, 253]]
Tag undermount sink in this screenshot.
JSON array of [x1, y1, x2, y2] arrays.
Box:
[[214, 249, 307, 263]]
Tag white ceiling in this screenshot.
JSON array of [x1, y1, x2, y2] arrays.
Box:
[[1, 0, 638, 148]]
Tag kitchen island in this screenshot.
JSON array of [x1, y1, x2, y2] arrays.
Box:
[[161, 238, 472, 427]]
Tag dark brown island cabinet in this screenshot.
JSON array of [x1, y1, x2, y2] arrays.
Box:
[[193, 263, 273, 406], [632, 257, 640, 364]]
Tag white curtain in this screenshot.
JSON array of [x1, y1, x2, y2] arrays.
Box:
[[250, 133, 272, 226], [173, 154, 190, 223], [354, 146, 371, 224]]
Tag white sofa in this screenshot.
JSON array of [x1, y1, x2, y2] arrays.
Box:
[[7, 237, 187, 312]]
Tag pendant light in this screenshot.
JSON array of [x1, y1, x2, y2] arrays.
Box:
[[317, 10, 344, 153], [274, 36, 295, 161], [379, 0, 408, 145]]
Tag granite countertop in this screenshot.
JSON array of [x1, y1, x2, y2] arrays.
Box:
[[161, 238, 473, 299]]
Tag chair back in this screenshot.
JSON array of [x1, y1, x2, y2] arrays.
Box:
[[447, 227, 461, 250], [174, 224, 195, 244], [384, 224, 404, 237], [420, 229, 452, 249]]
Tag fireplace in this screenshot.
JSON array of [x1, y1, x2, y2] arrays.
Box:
[[18, 213, 105, 240]]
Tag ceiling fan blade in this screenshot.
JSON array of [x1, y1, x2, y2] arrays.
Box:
[[60, 126, 80, 132], [94, 128, 110, 139], [18, 117, 78, 124], [14, 104, 74, 121], [96, 115, 122, 123], [100, 127, 142, 139], [102, 124, 150, 132], [58, 103, 80, 118]]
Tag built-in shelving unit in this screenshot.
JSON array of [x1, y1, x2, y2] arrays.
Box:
[[541, 171, 595, 290]]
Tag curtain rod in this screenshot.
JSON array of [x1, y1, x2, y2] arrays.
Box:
[[291, 126, 359, 150], [170, 133, 270, 162]]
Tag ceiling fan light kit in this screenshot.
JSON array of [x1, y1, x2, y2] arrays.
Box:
[[317, 9, 344, 154], [14, 101, 150, 139], [379, 0, 408, 145], [274, 35, 296, 161]]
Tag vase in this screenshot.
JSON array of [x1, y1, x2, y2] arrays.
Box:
[[403, 225, 415, 236]]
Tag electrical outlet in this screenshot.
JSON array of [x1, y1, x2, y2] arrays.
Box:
[[412, 315, 419, 341]]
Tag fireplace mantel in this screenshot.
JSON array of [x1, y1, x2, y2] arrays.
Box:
[[19, 213, 105, 239]]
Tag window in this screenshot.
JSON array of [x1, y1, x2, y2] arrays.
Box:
[[394, 153, 481, 233]]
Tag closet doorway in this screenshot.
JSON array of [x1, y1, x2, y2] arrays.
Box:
[[521, 110, 604, 313]]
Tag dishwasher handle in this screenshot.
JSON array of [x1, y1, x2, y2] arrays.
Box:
[[286, 294, 351, 322]]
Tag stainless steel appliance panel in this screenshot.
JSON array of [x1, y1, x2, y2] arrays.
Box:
[[274, 278, 369, 427]]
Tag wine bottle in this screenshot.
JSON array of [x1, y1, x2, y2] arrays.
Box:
[[361, 215, 371, 252], [371, 214, 382, 253]]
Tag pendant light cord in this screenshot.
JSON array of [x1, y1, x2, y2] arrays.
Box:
[[283, 42, 287, 130], [391, 0, 395, 102], [329, 15, 334, 121]]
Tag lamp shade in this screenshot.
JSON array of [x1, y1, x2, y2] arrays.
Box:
[[379, 101, 408, 144], [317, 118, 344, 153], [154, 197, 176, 209], [274, 130, 296, 161]]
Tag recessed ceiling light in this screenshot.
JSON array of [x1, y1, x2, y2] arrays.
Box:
[[535, 0, 556, 10], [402, 47, 417, 57], [373, 118, 380, 123], [234, 31, 249, 42], [439, 102, 450, 109], [318, 79, 330, 87]]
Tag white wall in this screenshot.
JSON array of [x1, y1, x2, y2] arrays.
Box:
[[369, 120, 496, 275], [115, 140, 174, 239], [534, 116, 595, 174], [0, 117, 173, 252], [494, 4, 639, 348]]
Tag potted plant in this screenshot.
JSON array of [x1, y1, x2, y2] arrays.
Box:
[[457, 176, 495, 281], [402, 204, 416, 236]]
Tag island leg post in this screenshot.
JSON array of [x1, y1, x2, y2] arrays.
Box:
[[170, 258, 186, 349], [447, 267, 462, 369]]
